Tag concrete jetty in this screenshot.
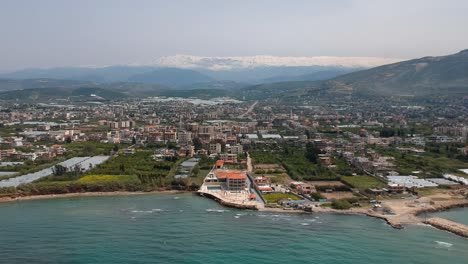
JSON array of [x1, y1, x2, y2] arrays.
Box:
[[197, 191, 260, 210], [424, 217, 468, 238]]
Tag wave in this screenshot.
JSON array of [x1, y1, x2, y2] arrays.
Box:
[[435, 241, 453, 248], [130, 209, 164, 213], [206, 209, 229, 213]]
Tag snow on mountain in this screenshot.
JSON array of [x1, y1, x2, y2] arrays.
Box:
[[155, 54, 402, 70]]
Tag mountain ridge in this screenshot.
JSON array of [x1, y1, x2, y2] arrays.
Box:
[[239, 49, 468, 99]]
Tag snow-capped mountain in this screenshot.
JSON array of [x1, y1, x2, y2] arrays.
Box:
[[155, 54, 402, 70]]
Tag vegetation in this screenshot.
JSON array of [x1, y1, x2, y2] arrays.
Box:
[[282, 147, 337, 180], [89, 151, 176, 187], [251, 146, 338, 180], [250, 151, 279, 164], [263, 192, 301, 204], [0, 157, 63, 173], [331, 199, 352, 210], [376, 147, 468, 176], [18, 180, 141, 195], [65, 141, 124, 157], [187, 156, 215, 186], [309, 192, 325, 201], [77, 174, 137, 184], [341, 176, 386, 190]]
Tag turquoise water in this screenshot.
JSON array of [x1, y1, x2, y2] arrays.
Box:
[[0, 193, 467, 264]]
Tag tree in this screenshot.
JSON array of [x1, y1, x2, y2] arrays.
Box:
[[167, 142, 178, 149], [132, 136, 137, 145], [192, 137, 203, 151], [65, 137, 72, 143], [83, 145, 96, 155], [305, 142, 320, 164], [52, 165, 68, 176], [191, 165, 200, 177], [380, 127, 395, 138], [331, 199, 351, 210], [72, 164, 82, 176]]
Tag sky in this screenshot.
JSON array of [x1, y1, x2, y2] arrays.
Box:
[[1, 0, 468, 71]]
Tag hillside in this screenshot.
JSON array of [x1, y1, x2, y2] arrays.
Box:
[[325, 49, 468, 96], [0, 78, 95, 92], [241, 49, 468, 99], [0, 87, 127, 101], [127, 68, 213, 86], [0, 65, 364, 87]]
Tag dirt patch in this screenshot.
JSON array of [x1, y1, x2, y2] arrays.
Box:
[[254, 164, 284, 170], [309, 181, 345, 187], [322, 192, 355, 199]]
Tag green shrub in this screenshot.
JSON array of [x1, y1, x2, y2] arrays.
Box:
[[331, 199, 352, 210]]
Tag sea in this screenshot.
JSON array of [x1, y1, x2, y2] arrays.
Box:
[[0, 193, 467, 264]]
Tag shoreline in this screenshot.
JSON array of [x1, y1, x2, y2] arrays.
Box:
[[2, 190, 468, 237], [0, 190, 188, 203]]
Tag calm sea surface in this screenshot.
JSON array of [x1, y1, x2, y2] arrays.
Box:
[[0, 193, 467, 264]]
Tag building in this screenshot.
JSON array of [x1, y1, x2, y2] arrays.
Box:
[[215, 160, 224, 169], [219, 153, 237, 163], [230, 144, 244, 155], [206, 169, 247, 192], [177, 131, 192, 145], [209, 143, 222, 154]]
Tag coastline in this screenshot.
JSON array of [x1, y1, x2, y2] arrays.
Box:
[[2, 190, 468, 237], [0, 190, 187, 204]]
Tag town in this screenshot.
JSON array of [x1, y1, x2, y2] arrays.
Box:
[[0, 95, 467, 214], [0, 84, 468, 239]]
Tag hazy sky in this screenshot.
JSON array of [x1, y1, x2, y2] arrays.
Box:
[[1, 0, 468, 71]]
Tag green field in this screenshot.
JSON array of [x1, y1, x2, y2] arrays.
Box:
[[262, 192, 301, 203], [77, 174, 138, 183], [376, 147, 468, 176], [89, 151, 177, 185], [251, 147, 338, 180], [341, 176, 387, 189]]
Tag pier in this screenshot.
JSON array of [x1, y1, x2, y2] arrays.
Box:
[[424, 217, 468, 238]]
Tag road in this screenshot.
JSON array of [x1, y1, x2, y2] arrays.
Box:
[[245, 152, 265, 206], [246, 152, 253, 172], [238, 101, 258, 118]]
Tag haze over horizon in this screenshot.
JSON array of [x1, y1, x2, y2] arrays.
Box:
[[1, 0, 468, 72]]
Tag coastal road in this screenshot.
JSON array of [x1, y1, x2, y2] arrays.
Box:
[[245, 152, 265, 207], [238, 101, 258, 118], [246, 152, 253, 172]]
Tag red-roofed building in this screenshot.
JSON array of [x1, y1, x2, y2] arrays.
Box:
[[215, 160, 224, 169], [213, 170, 247, 191]]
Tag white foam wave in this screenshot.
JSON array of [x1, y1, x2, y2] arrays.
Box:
[[206, 209, 229, 213], [435, 241, 453, 248]]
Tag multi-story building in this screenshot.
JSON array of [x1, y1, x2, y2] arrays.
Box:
[[177, 131, 192, 145], [209, 143, 222, 154]]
